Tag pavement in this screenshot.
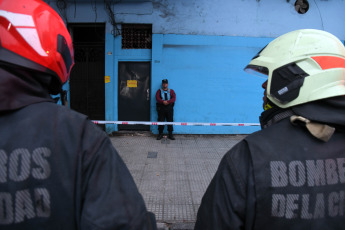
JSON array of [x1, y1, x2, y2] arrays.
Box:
[[109, 132, 246, 230]]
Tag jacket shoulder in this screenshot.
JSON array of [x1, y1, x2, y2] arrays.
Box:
[[28, 102, 106, 139]]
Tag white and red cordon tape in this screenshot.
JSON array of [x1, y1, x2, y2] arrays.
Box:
[[92, 121, 260, 126]]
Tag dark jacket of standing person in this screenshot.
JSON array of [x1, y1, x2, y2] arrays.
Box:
[[0, 1, 156, 229], [195, 29, 345, 230]]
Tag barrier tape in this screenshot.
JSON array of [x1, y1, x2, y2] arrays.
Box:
[[92, 120, 260, 126]]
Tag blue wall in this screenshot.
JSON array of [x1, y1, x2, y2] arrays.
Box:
[[103, 32, 272, 134], [150, 34, 273, 134], [45, 0, 345, 134]]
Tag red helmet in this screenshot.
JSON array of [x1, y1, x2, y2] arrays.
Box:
[[0, 0, 74, 94]]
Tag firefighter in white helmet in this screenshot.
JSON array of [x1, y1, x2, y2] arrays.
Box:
[[195, 29, 345, 230]]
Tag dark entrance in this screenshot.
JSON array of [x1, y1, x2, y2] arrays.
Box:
[[68, 23, 105, 122], [118, 62, 151, 131]]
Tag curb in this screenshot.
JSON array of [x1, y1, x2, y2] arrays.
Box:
[[157, 222, 195, 230]]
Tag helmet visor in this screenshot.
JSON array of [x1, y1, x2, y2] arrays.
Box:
[[57, 35, 73, 77], [244, 65, 269, 79]]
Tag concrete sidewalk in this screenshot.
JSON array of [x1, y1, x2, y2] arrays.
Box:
[[110, 133, 246, 230]]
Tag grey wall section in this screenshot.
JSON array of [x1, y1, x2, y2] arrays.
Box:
[[45, 0, 345, 134], [47, 0, 345, 38]]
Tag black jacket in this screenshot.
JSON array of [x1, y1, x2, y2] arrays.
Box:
[[0, 67, 156, 229], [195, 97, 345, 230]]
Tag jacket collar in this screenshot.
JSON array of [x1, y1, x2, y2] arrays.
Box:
[[0, 67, 54, 112], [259, 105, 294, 129], [259, 97, 345, 130]]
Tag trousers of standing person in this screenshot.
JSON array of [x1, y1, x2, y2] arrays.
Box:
[[157, 103, 174, 133]]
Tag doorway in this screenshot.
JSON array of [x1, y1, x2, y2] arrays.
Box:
[[68, 23, 105, 122], [118, 62, 151, 131]]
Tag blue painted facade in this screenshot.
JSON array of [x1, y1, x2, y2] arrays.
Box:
[[45, 0, 345, 134]]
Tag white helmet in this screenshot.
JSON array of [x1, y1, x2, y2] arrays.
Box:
[[245, 29, 345, 108]]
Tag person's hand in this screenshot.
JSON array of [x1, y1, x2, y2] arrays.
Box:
[[163, 101, 168, 105]]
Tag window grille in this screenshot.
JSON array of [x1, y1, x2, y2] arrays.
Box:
[[121, 24, 152, 49]]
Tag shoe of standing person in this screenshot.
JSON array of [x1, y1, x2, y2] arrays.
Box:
[[168, 132, 175, 140], [157, 134, 163, 140]]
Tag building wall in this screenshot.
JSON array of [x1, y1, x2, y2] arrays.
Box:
[[151, 34, 272, 134], [45, 0, 345, 134]]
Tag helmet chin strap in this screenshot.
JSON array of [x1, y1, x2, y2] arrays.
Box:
[[60, 90, 68, 106], [264, 102, 272, 111], [264, 98, 275, 111]]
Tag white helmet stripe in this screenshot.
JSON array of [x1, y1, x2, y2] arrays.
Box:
[[17, 28, 48, 56], [0, 10, 47, 56], [0, 10, 34, 26]]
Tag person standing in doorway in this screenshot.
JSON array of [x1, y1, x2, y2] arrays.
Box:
[[156, 79, 176, 140]]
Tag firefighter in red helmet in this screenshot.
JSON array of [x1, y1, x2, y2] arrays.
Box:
[[0, 0, 156, 229]]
